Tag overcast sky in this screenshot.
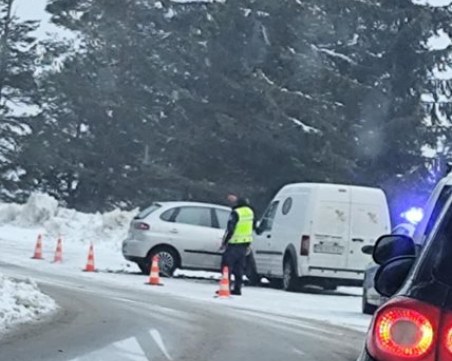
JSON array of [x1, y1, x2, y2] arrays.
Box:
[[14, 0, 65, 39]]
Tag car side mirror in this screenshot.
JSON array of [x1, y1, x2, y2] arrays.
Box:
[[374, 256, 416, 297], [373, 234, 416, 265], [361, 245, 374, 255]]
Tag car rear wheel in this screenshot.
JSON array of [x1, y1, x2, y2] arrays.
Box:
[[362, 289, 378, 315], [147, 247, 179, 277]]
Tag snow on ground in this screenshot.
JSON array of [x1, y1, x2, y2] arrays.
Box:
[[0, 274, 57, 335], [0, 194, 371, 333]]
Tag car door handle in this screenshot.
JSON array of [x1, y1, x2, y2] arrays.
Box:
[[170, 229, 179, 234], [352, 238, 364, 243]]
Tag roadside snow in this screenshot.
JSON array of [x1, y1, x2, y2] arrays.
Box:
[[0, 193, 136, 249], [0, 274, 57, 335]]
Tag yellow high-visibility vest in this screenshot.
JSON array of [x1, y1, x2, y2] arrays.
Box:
[[229, 206, 254, 244]]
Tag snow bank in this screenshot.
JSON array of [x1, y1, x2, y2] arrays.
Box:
[[0, 274, 57, 334], [0, 193, 137, 250]]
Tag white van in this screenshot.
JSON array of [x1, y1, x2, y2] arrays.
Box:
[[250, 183, 391, 291]]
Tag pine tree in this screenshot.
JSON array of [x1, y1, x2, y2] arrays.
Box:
[[16, 0, 451, 215], [0, 0, 40, 200]]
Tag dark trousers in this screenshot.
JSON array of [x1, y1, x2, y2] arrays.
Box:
[[222, 243, 249, 291]]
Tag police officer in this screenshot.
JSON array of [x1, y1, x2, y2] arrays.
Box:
[[221, 197, 255, 295]]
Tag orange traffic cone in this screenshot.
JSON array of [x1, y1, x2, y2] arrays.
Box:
[[146, 256, 163, 286], [83, 243, 96, 272], [53, 238, 63, 263], [31, 234, 44, 260], [216, 267, 231, 298]]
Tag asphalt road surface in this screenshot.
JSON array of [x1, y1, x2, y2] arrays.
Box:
[[0, 262, 363, 361]]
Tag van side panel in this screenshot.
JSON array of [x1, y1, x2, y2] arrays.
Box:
[[346, 189, 391, 272], [309, 186, 351, 270], [269, 189, 312, 277]]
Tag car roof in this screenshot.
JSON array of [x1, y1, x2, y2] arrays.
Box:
[[154, 201, 231, 211]]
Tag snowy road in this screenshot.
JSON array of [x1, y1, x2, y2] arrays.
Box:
[[0, 261, 363, 361]]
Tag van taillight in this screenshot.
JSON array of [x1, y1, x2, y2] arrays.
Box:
[[134, 222, 150, 231], [367, 297, 439, 361], [300, 235, 310, 256]]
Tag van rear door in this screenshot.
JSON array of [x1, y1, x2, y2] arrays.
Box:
[[347, 189, 390, 271], [310, 188, 350, 269]]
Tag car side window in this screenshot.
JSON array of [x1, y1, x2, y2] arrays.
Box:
[[259, 201, 280, 232], [160, 208, 177, 222], [215, 209, 230, 229], [173, 207, 212, 228]]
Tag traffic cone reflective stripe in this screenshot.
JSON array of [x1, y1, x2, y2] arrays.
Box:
[[31, 234, 44, 260], [147, 256, 163, 286], [217, 267, 231, 298], [84, 243, 96, 272], [53, 238, 63, 263]]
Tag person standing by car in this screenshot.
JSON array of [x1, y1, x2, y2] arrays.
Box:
[[220, 196, 255, 295]]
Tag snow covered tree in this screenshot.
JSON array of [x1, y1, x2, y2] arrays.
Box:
[[13, 0, 451, 215], [0, 0, 40, 200]]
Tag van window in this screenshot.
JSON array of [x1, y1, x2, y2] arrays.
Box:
[[259, 201, 279, 232], [282, 197, 293, 215], [424, 185, 452, 237]]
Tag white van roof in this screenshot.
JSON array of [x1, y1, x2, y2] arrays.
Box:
[[278, 182, 385, 195]]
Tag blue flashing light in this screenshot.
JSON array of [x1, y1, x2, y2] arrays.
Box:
[[401, 207, 424, 225]]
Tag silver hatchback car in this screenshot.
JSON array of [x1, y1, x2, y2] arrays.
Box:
[[122, 201, 231, 275], [361, 222, 415, 314]]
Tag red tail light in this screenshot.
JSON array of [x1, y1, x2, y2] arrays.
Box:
[[300, 235, 310, 256], [367, 297, 439, 361], [134, 222, 150, 231], [438, 312, 452, 360]]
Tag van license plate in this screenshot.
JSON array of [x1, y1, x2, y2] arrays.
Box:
[[313, 243, 344, 255]]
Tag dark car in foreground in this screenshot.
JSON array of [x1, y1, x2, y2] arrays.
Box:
[[358, 194, 452, 361]]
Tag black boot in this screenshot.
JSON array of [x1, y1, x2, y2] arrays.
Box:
[[231, 288, 242, 296]]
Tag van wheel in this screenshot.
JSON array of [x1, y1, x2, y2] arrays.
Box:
[[283, 257, 298, 292], [245, 254, 261, 286], [269, 278, 283, 289]]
